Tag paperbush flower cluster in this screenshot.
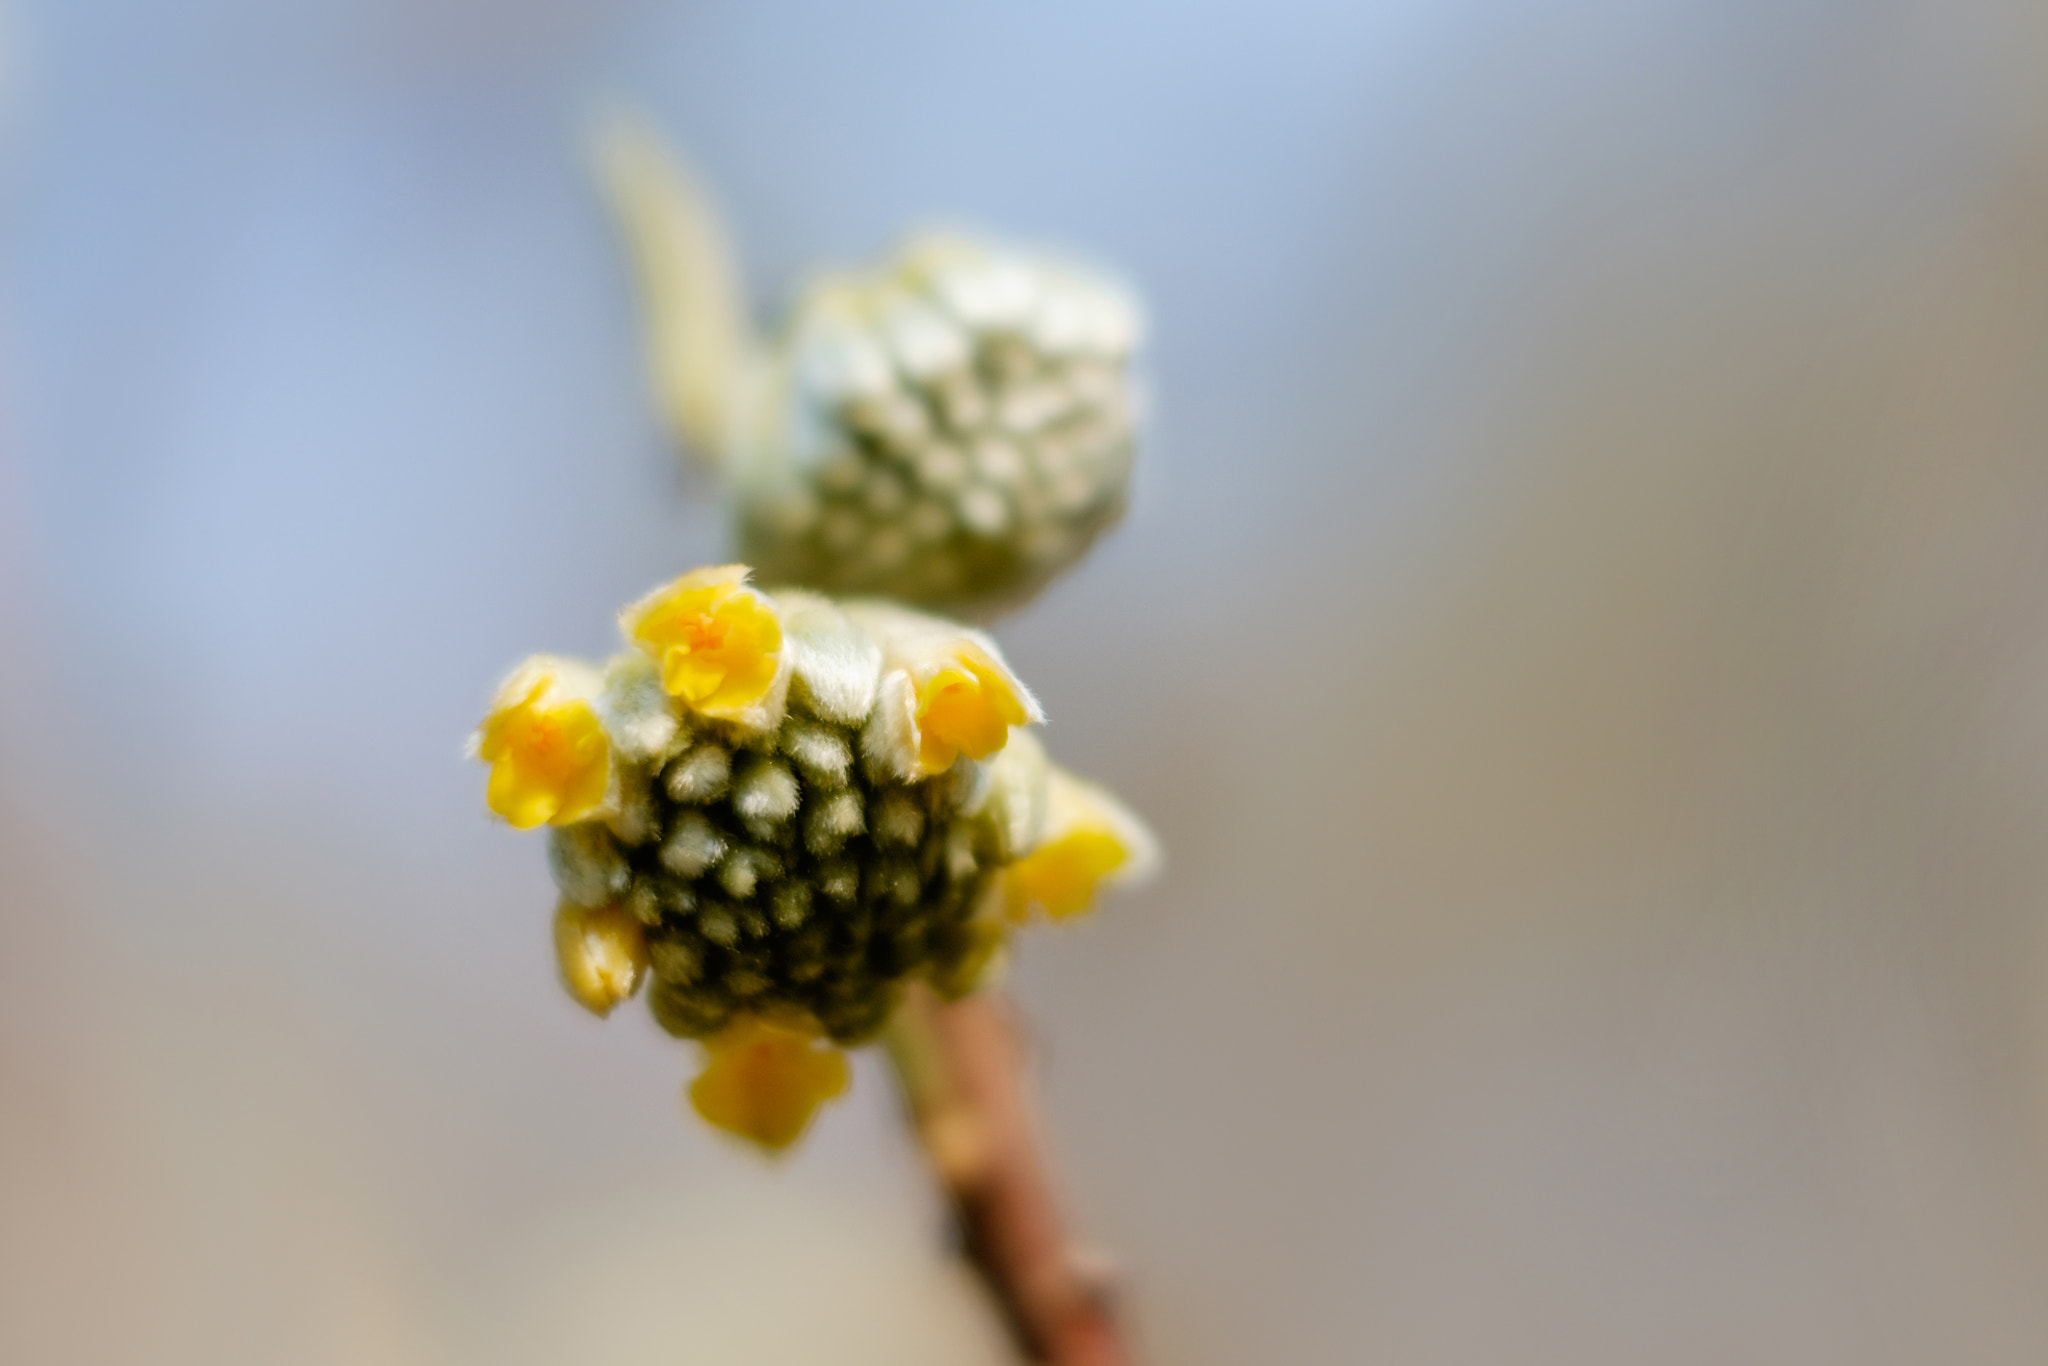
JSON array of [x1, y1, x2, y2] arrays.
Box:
[[599, 120, 1145, 618], [476, 125, 1157, 1151], [726, 234, 1143, 617], [473, 566, 1154, 1149]]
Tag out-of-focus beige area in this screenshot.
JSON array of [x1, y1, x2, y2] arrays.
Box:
[[4, 2, 2048, 1363]]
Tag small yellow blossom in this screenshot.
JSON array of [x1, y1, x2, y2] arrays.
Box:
[[474, 658, 612, 829], [1005, 766, 1159, 923], [621, 565, 785, 721], [553, 899, 651, 1017], [911, 642, 1034, 774], [687, 1016, 851, 1151], [843, 604, 1042, 779], [1007, 830, 1130, 921]]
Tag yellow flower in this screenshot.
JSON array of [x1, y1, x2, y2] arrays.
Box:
[[842, 603, 1042, 779], [1007, 831, 1130, 921], [621, 564, 786, 722], [1005, 766, 1159, 923], [553, 899, 650, 1017], [474, 658, 612, 829], [687, 1016, 851, 1151], [910, 642, 1035, 774]]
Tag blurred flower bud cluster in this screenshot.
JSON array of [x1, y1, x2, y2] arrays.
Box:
[[599, 118, 1145, 616], [728, 234, 1142, 615]]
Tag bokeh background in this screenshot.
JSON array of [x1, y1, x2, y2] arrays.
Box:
[[5, 2, 2048, 1362]]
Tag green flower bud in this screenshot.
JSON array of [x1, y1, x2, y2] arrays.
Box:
[[599, 117, 1143, 617], [730, 234, 1143, 616]]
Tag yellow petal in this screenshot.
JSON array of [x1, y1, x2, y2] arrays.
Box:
[[622, 565, 785, 721], [475, 664, 612, 829], [663, 651, 730, 705], [1006, 829, 1131, 922], [1002, 761, 1158, 922], [837, 604, 1041, 779], [687, 1017, 850, 1152], [913, 644, 1031, 775], [553, 900, 650, 1017]]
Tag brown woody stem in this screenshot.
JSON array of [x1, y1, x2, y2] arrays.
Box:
[[883, 984, 1136, 1366]]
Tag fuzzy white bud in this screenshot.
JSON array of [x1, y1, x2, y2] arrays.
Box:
[[729, 233, 1144, 616]]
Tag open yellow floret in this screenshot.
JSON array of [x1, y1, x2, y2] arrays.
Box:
[[475, 660, 612, 829], [838, 604, 1042, 780], [1005, 765, 1159, 923], [622, 564, 784, 720], [1007, 829, 1131, 922], [912, 642, 1034, 775], [688, 1016, 851, 1152]]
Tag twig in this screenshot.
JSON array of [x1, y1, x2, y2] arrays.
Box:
[[589, 110, 753, 470], [883, 984, 1137, 1366]]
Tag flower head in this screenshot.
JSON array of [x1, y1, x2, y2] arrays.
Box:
[[620, 564, 789, 728], [599, 128, 1148, 616], [721, 232, 1146, 617], [472, 657, 613, 829], [475, 569, 1149, 1152], [688, 1016, 851, 1151]]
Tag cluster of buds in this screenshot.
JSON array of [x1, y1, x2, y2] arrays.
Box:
[[479, 122, 1158, 1152], [473, 566, 1154, 1149], [599, 121, 1144, 617], [727, 234, 1143, 616]]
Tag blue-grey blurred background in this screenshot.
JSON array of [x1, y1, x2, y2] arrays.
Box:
[[5, 2, 2048, 1362]]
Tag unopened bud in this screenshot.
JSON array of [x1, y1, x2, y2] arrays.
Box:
[[730, 234, 1143, 616], [554, 899, 652, 1017]]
